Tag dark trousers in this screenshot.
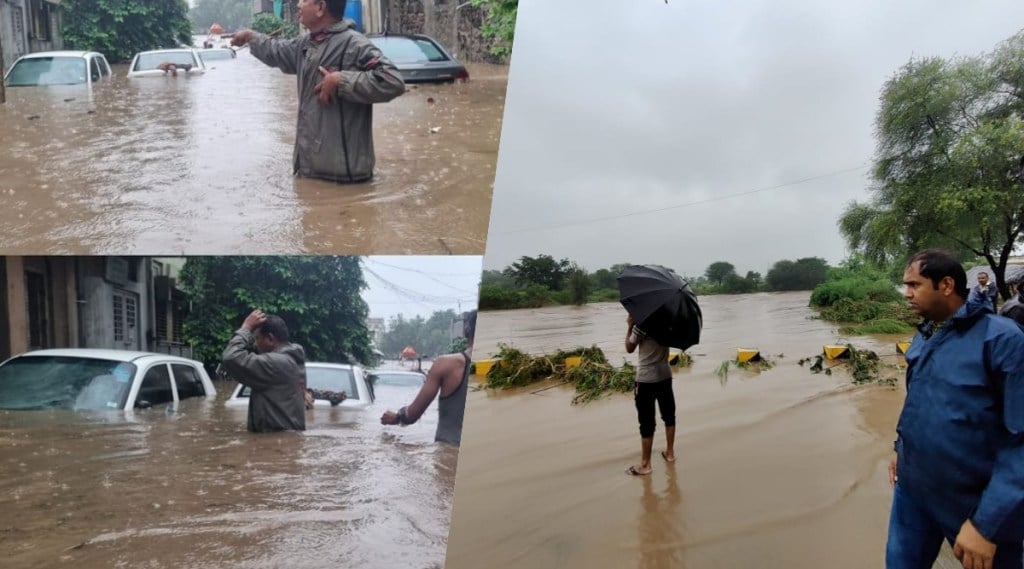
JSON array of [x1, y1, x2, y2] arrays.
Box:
[[635, 378, 675, 439], [886, 482, 1023, 569]]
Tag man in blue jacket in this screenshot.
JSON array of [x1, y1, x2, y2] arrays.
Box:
[[887, 249, 1024, 569]]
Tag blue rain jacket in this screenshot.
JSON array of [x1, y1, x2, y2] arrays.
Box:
[[895, 300, 1024, 543]]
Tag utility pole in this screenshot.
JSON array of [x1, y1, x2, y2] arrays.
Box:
[[0, 10, 7, 104]]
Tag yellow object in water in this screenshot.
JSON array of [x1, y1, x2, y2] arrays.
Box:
[[823, 345, 851, 360], [564, 356, 583, 369], [473, 358, 500, 377], [667, 352, 680, 365], [896, 341, 911, 355], [736, 348, 761, 363]]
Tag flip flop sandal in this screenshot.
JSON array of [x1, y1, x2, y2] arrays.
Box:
[[626, 465, 651, 476]]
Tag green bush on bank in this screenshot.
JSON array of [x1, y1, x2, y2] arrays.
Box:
[[809, 259, 917, 334]]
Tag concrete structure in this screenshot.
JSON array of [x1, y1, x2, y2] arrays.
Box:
[[0, 257, 191, 361], [1, 0, 64, 74], [367, 316, 385, 349]]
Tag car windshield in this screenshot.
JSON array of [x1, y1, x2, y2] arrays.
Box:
[[199, 49, 233, 62], [370, 372, 424, 387], [6, 57, 88, 86], [371, 37, 449, 64], [0, 356, 136, 410], [134, 51, 196, 71], [307, 367, 358, 399]]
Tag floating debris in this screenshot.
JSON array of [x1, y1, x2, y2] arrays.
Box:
[[483, 345, 637, 405]]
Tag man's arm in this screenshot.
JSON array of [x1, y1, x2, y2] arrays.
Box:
[[220, 329, 282, 391], [233, 29, 303, 75], [625, 316, 639, 354], [334, 36, 406, 104], [381, 355, 460, 425], [969, 330, 1024, 542]]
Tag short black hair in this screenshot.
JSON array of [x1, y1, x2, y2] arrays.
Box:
[[907, 249, 968, 299], [257, 314, 290, 343], [463, 310, 477, 342], [325, 0, 347, 20]]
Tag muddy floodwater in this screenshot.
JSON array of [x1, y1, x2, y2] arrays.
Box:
[[0, 53, 505, 254], [0, 381, 456, 569], [445, 292, 961, 569]]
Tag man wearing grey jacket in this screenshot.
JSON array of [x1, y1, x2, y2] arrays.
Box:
[[231, 0, 405, 183], [221, 310, 307, 433]]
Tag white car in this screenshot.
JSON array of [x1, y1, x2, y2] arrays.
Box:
[[0, 349, 216, 411], [3, 50, 112, 87], [225, 362, 376, 409], [127, 49, 206, 78]]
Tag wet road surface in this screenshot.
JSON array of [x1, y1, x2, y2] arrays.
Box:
[[0, 381, 456, 568], [444, 292, 963, 569], [0, 52, 505, 255]]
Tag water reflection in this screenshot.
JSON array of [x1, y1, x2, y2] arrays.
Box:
[[0, 53, 505, 254], [0, 381, 456, 568]]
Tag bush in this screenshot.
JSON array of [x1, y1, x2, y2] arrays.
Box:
[[251, 13, 299, 38], [810, 277, 902, 307]]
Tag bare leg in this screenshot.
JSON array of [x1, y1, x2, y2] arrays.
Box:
[[629, 437, 654, 475], [663, 426, 676, 462]]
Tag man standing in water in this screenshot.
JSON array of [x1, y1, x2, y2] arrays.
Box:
[[230, 0, 405, 183], [221, 310, 307, 433], [625, 314, 675, 476], [887, 249, 1024, 569], [380, 311, 476, 446]]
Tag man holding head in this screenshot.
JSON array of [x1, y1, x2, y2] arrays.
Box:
[[221, 309, 308, 433], [230, 0, 405, 183], [887, 249, 1024, 569]]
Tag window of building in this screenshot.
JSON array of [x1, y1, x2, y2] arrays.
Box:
[[29, 0, 51, 42], [25, 271, 48, 350]]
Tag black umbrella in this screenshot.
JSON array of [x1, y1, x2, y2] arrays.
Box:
[[617, 264, 702, 350]]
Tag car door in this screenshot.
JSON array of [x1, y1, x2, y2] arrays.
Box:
[[170, 362, 207, 401], [88, 56, 102, 85], [132, 363, 175, 409]]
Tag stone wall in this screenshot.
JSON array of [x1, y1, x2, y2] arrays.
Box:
[[383, 0, 505, 64]]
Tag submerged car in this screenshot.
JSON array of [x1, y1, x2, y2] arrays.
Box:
[[225, 362, 375, 409], [198, 47, 237, 64], [368, 369, 426, 388], [368, 33, 468, 83], [3, 51, 112, 87], [127, 49, 206, 78], [0, 349, 216, 411]]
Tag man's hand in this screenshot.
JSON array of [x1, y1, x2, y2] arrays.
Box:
[[242, 309, 267, 332], [888, 454, 897, 488], [380, 410, 400, 425], [953, 519, 996, 569], [313, 66, 343, 104], [230, 29, 254, 47]]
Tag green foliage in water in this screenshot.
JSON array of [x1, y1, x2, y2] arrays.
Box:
[[63, 0, 193, 63], [800, 345, 897, 386], [810, 256, 917, 334], [251, 13, 299, 39], [484, 345, 637, 404]]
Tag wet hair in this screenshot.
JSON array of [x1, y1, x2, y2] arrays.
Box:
[[324, 0, 347, 20], [462, 310, 477, 342], [257, 315, 290, 343], [907, 249, 968, 298]]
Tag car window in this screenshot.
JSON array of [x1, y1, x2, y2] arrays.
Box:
[[199, 49, 234, 62], [0, 356, 135, 410], [134, 52, 197, 72], [98, 55, 111, 76], [371, 37, 450, 64], [90, 57, 101, 82], [371, 372, 425, 387], [136, 364, 174, 407], [6, 57, 88, 86], [171, 364, 206, 400], [307, 367, 359, 400]]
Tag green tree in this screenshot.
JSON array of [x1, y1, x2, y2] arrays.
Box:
[[705, 261, 737, 286], [63, 0, 193, 63], [566, 264, 590, 306], [179, 256, 372, 372], [380, 309, 460, 358], [189, 0, 251, 33], [470, 0, 517, 58], [765, 257, 830, 291], [251, 13, 299, 39], [505, 255, 571, 291], [839, 30, 1024, 300]]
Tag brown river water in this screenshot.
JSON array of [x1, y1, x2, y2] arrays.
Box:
[[0, 380, 457, 569], [0, 53, 504, 255], [445, 291, 962, 569]]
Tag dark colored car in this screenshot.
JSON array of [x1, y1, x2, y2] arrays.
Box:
[[367, 33, 469, 84]]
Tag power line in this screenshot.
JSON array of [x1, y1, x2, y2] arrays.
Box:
[[363, 265, 478, 307], [496, 163, 870, 235], [362, 258, 480, 295]]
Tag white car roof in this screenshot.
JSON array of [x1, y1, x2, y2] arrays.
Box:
[[136, 49, 196, 54], [15, 349, 201, 365], [18, 51, 95, 59]]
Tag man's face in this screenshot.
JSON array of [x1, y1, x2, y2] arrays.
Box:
[[296, 0, 326, 30], [978, 273, 989, 286], [254, 331, 276, 354], [903, 262, 951, 321]]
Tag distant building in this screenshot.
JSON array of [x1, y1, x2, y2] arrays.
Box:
[[366, 317, 385, 350], [1, 0, 64, 74]]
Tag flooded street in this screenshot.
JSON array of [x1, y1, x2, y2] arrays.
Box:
[[444, 292, 950, 569], [0, 380, 456, 569], [0, 53, 505, 255]]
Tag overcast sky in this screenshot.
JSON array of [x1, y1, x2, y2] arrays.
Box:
[[361, 256, 482, 323], [482, 0, 1024, 278]]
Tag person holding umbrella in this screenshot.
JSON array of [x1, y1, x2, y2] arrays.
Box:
[[617, 265, 703, 476]]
